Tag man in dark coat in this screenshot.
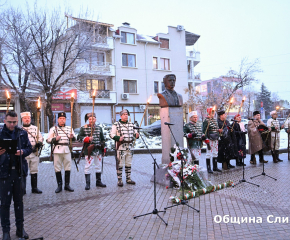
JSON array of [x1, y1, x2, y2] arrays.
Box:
[[217, 110, 237, 170], [232, 114, 247, 166], [0, 111, 32, 240]]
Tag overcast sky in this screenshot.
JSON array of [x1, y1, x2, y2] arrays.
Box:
[[10, 0, 290, 100]]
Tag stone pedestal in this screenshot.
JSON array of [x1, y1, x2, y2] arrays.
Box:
[[160, 107, 184, 164], [152, 107, 184, 186]]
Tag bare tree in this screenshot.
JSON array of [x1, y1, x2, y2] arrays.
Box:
[[15, 7, 95, 128], [219, 58, 262, 109], [0, 8, 33, 111], [185, 58, 262, 117], [243, 88, 257, 118]]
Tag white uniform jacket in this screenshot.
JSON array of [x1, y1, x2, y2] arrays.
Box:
[[47, 125, 76, 154]]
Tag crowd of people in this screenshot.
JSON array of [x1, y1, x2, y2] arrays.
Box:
[[184, 108, 286, 173], [0, 107, 288, 239]]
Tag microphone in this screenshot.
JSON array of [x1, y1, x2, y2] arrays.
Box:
[[231, 119, 238, 122], [133, 126, 142, 130], [248, 118, 254, 120], [164, 122, 174, 126]]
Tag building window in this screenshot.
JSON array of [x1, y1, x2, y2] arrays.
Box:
[[161, 82, 165, 91], [122, 53, 136, 67], [91, 52, 105, 66], [153, 57, 158, 69], [86, 79, 105, 91], [160, 58, 170, 70], [123, 80, 137, 93], [154, 81, 159, 93], [121, 32, 135, 44], [160, 38, 169, 49], [81, 51, 105, 68]]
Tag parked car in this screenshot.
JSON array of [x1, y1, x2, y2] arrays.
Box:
[[141, 120, 161, 136], [74, 128, 80, 135]]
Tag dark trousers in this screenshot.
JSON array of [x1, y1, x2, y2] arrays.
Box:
[[0, 169, 24, 232]]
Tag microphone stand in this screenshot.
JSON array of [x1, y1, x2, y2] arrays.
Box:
[[232, 122, 259, 188], [133, 127, 168, 225], [164, 123, 199, 213], [250, 122, 277, 181], [17, 129, 25, 240]]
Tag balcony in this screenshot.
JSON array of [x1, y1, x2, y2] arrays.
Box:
[[77, 90, 117, 104], [89, 90, 110, 98], [76, 61, 115, 76], [187, 50, 200, 66], [91, 37, 114, 50]]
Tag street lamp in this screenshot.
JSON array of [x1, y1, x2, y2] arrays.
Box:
[[276, 106, 280, 118]]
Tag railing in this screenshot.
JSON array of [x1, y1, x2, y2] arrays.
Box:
[[90, 89, 110, 98], [194, 73, 201, 80]]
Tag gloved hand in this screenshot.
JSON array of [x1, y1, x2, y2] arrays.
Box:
[[204, 139, 210, 144], [187, 133, 193, 138], [84, 137, 90, 143], [35, 142, 43, 149]]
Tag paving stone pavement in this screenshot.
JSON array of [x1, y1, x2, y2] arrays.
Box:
[[2, 152, 290, 240]]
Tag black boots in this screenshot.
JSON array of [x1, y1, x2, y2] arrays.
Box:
[[275, 150, 283, 162], [64, 171, 74, 192], [96, 172, 106, 187], [85, 174, 90, 190], [55, 172, 62, 193], [206, 158, 213, 173], [31, 174, 42, 194], [2, 232, 11, 240], [259, 150, 268, 163], [16, 227, 29, 239], [236, 158, 246, 166], [213, 157, 222, 172]]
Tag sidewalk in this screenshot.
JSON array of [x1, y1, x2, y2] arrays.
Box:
[[3, 153, 290, 240]]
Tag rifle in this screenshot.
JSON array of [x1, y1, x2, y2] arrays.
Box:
[[77, 142, 89, 164], [70, 147, 79, 172], [114, 141, 120, 171], [204, 118, 212, 151], [271, 121, 277, 162], [50, 124, 58, 162]]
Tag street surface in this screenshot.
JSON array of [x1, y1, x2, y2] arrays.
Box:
[[2, 153, 290, 240]]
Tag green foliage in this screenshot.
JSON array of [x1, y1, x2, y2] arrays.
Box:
[[256, 83, 272, 115]]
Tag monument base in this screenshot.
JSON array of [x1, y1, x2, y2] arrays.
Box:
[[160, 107, 184, 165], [153, 106, 184, 186], [150, 166, 170, 186]]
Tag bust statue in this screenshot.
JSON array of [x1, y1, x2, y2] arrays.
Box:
[[157, 74, 183, 107]]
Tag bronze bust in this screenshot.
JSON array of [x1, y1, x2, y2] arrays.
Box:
[[157, 74, 183, 107]]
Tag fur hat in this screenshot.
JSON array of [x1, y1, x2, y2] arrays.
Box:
[[270, 110, 277, 116], [20, 112, 31, 118], [85, 113, 96, 122], [58, 112, 66, 118], [120, 109, 130, 116], [217, 110, 225, 116], [188, 111, 198, 118], [253, 111, 260, 116]]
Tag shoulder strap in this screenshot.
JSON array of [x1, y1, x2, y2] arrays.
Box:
[[22, 127, 37, 142]]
